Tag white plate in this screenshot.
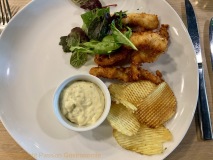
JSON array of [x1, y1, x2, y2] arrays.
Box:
[[0, 0, 198, 159]]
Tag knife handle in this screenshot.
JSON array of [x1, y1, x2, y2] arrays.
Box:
[[198, 68, 213, 140]]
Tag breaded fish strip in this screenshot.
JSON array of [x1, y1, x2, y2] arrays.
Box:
[[122, 13, 159, 31], [94, 47, 131, 67], [89, 66, 163, 84], [131, 50, 160, 64], [131, 25, 169, 64], [90, 67, 131, 82], [130, 31, 168, 53]]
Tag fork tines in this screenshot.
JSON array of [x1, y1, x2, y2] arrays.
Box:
[[0, 0, 12, 25]]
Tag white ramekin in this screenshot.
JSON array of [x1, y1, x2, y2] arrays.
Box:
[[53, 74, 111, 132]]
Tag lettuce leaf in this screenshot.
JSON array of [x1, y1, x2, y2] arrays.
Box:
[[111, 23, 137, 50], [81, 8, 110, 31], [71, 35, 120, 55], [70, 51, 88, 68]]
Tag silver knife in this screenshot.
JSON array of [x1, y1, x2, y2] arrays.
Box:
[[210, 18, 213, 70], [185, 0, 213, 140]]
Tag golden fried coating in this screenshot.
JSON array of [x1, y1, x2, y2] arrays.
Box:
[[131, 24, 169, 65], [89, 66, 163, 84], [94, 24, 170, 66], [131, 50, 160, 64], [139, 68, 163, 86], [130, 30, 168, 53], [94, 47, 131, 67], [158, 24, 169, 40], [90, 67, 132, 82], [122, 13, 159, 31], [90, 15, 169, 83]]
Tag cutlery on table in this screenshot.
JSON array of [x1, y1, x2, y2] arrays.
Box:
[[210, 18, 213, 70], [0, 0, 12, 31], [185, 0, 213, 140]]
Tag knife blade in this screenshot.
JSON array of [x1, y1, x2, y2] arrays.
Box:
[[185, 0, 213, 140], [210, 18, 213, 70]]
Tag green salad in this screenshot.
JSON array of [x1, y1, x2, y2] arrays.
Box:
[[59, 5, 137, 68]]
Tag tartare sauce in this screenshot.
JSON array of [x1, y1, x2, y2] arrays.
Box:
[[60, 81, 105, 126]]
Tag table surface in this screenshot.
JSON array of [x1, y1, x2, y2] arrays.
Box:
[[0, 0, 213, 159]]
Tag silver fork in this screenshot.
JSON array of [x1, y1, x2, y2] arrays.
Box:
[[0, 0, 12, 30]]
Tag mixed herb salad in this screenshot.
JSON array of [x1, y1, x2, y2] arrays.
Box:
[[59, 0, 137, 68]]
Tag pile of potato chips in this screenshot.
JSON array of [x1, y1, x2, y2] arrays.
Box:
[[107, 81, 177, 155]]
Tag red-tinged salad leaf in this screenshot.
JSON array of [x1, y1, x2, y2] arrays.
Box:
[[71, 0, 102, 10], [59, 36, 71, 52], [59, 27, 89, 52]]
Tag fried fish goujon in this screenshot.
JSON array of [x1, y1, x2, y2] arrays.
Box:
[[131, 24, 169, 64], [94, 25, 169, 67], [94, 47, 131, 67], [122, 13, 159, 31], [130, 27, 168, 53], [89, 66, 163, 84]]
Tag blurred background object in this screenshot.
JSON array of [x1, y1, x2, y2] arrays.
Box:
[[193, 0, 213, 10]]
